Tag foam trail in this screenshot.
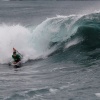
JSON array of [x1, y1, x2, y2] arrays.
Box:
[[65, 38, 82, 49]]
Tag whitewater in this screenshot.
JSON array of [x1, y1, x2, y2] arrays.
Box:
[[1, 1, 100, 100]]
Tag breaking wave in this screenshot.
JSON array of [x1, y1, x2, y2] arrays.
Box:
[[1, 12, 100, 64]]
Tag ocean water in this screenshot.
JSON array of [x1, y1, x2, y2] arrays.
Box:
[[1, 1, 100, 100]]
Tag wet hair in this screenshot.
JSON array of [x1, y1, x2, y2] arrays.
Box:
[[13, 52, 16, 54]]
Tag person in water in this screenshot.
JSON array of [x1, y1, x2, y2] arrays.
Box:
[[12, 52, 21, 64]]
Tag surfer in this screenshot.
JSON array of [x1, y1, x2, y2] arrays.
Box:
[[12, 48, 21, 64], [8, 48, 22, 68], [12, 51, 21, 64]]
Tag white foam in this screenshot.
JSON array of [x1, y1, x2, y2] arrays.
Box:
[[49, 88, 58, 94], [65, 38, 81, 49], [0, 24, 42, 64], [0, 23, 58, 64], [0, 15, 82, 64], [95, 93, 100, 97]]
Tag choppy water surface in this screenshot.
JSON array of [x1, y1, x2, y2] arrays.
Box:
[[0, 1, 100, 100]]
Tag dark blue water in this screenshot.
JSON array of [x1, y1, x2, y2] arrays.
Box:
[[0, 1, 100, 100]]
